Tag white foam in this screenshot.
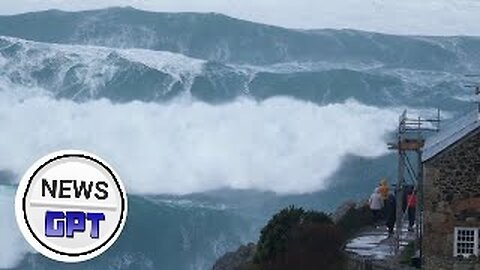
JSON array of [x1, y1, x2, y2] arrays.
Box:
[[0, 81, 400, 268], [0, 186, 32, 269], [0, 88, 398, 194], [0, 36, 205, 88], [117, 49, 204, 80]]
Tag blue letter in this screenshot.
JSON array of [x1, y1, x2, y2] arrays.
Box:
[[45, 211, 65, 237], [87, 213, 105, 239], [66, 211, 85, 238]]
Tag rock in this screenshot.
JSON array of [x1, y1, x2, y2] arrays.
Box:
[[332, 200, 357, 223], [212, 243, 256, 270]]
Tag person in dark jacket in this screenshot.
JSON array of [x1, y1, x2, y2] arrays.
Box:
[[384, 193, 396, 236]]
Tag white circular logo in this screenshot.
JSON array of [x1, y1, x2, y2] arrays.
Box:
[[15, 150, 128, 263]]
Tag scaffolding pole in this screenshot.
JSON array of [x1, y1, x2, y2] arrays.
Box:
[[388, 110, 440, 256]]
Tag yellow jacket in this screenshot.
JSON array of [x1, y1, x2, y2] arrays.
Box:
[[379, 180, 389, 200]]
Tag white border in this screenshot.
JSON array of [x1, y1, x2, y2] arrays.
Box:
[[453, 227, 479, 257], [15, 150, 128, 263]]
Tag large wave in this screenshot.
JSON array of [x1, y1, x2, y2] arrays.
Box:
[[0, 26, 441, 270], [0, 84, 401, 269], [0, 9, 478, 270], [0, 36, 469, 110], [0, 87, 398, 194]]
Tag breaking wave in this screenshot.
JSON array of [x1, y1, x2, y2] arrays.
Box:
[[0, 88, 398, 194]]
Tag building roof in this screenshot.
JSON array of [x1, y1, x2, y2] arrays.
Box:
[[422, 110, 480, 162]]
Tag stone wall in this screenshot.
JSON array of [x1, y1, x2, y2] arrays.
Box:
[[423, 129, 480, 270]]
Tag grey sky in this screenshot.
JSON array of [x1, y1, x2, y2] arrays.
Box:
[[1, 0, 480, 35]]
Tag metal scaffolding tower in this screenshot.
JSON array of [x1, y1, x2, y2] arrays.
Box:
[[385, 75, 479, 263], [465, 74, 480, 113], [387, 110, 440, 256]]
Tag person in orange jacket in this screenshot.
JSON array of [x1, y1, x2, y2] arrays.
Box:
[[378, 178, 389, 201], [378, 178, 389, 220]]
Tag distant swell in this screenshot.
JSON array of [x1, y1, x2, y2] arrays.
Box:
[[0, 36, 468, 110]]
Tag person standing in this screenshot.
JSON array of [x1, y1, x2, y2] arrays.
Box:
[[378, 179, 389, 199], [407, 190, 417, 232], [369, 188, 383, 225], [385, 193, 396, 236], [378, 178, 389, 220]]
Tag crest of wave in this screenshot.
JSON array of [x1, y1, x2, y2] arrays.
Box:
[[0, 87, 398, 194]]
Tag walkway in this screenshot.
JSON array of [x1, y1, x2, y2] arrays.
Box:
[[345, 222, 416, 260]]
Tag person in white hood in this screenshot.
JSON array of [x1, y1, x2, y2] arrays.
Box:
[[369, 187, 384, 224]]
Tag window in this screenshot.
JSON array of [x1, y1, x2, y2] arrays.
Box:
[[454, 227, 479, 257]]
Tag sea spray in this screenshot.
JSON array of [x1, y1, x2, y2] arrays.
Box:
[[0, 91, 398, 194]]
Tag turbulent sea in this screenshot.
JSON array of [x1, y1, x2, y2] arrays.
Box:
[[0, 7, 479, 270]]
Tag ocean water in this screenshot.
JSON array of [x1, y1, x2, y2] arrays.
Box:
[[0, 7, 479, 270]]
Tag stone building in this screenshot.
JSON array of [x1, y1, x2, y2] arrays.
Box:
[[422, 110, 480, 270]]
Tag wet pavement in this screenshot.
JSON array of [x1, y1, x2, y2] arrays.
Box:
[[345, 222, 417, 260]]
